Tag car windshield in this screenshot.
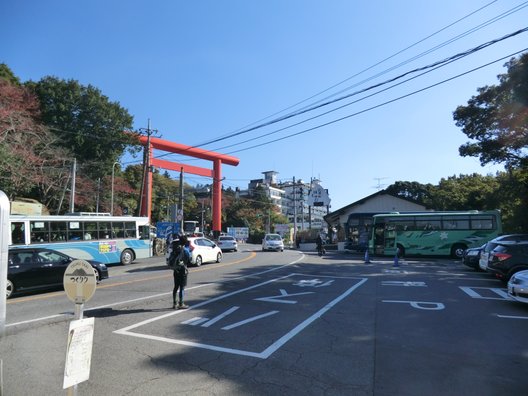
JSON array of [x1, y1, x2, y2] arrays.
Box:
[[266, 235, 281, 241], [220, 236, 234, 241]]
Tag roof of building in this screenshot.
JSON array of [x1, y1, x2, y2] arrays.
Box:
[[324, 189, 428, 223]]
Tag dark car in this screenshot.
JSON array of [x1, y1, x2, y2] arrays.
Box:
[[462, 244, 485, 270], [7, 248, 109, 299], [478, 234, 528, 271], [486, 240, 528, 282]]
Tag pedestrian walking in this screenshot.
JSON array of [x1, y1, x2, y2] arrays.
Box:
[[168, 235, 191, 309], [316, 234, 324, 256]]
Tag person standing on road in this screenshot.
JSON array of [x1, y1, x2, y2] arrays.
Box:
[[316, 233, 324, 256], [169, 235, 191, 309]]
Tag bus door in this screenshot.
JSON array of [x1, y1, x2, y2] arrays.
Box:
[[373, 221, 386, 254], [11, 221, 26, 245]]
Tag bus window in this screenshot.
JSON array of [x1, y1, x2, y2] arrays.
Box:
[[30, 221, 49, 243], [442, 217, 469, 230], [387, 217, 415, 231], [471, 216, 494, 230], [98, 222, 112, 239], [68, 221, 83, 240], [112, 222, 125, 238], [139, 225, 150, 240], [50, 221, 67, 241], [84, 222, 97, 240], [11, 222, 25, 245], [415, 216, 441, 230], [124, 222, 137, 238]]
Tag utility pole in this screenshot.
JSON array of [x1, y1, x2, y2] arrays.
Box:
[[69, 158, 76, 213], [293, 176, 297, 244], [179, 167, 184, 233], [138, 119, 158, 219]]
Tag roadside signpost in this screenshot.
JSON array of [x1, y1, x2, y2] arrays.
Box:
[[63, 260, 97, 395]]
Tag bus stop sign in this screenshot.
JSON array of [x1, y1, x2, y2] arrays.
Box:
[[63, 260, 97, 304]]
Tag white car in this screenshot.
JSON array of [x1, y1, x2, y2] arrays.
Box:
[[166, 237, 222, 267], [217, 235, 238, 252], [262, 234, 284, 252], [507, 270, 528, 304]]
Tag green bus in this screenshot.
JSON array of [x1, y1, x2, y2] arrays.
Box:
[[369, 210, 502, 258]]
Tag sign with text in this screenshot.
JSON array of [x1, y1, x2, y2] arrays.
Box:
[[63, 317, 95, 389], [63, 260, 97, 304]]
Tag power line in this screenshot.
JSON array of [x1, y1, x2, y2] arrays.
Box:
[[191, 1, 526, 149], [223, 47, 528, 155], [189, 26, 528, 151], [190, 0, 501, 146], [204, 28, 528, 153]]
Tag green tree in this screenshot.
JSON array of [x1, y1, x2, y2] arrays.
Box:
[[431, 173, 500, 211], [494, 170, 528, 232], [453, 53, 528, 170], [384, 181, 435, 207], [0, 63, 21, 86], [27, 76, 138, 179]]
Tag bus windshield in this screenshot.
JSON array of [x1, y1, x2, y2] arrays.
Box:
[[369, 210, 501, 259], [9, 214, 152, 265]]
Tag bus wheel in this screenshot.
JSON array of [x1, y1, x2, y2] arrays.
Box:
[[451, 244, 466, 259], [120, 249, 134, 265], [6, 279, 14, 299]]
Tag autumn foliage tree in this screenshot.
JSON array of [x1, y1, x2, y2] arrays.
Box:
[[0, 66, 71, 208]]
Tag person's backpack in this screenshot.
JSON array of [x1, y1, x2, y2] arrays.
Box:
[[168, 247, 184, 269]]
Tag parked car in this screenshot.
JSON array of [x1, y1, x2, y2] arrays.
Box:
[[262, 234, 284, 252], [216, 235, 238, 252], [486, 240, 528, 282], [507, 269, 528, 304], [479, 234, 528, 271], [166, 236, 222, 267], [462, 244, 485, 270], [7, 247, 108, 299]]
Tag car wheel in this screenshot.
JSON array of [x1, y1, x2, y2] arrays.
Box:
[[120, 249, 134, 265], [6, 279, 14, 299], [234, 248, 238, 252], [195, 255, 203, 267], [451, 244, 467, 259], [93, 268, 101, 284], [216, 252, 222, 263]]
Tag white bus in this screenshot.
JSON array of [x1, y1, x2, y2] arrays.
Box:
[[9, 213, 152, 265]]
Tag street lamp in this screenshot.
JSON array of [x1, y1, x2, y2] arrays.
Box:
[[111, 161, 119, 215]]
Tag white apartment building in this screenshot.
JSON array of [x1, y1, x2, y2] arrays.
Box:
[[279, 178, 330, 231], [239, 171, 331, 232]]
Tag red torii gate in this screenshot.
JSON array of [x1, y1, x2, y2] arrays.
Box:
[[136, 135, 239, 234]]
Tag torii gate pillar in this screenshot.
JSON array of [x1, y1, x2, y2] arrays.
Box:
[[212, 158, 222, 235]]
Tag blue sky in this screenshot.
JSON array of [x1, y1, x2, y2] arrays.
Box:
[[2, 1, 527, 211]]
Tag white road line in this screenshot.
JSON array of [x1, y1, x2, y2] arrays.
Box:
[[115, 275, 368, 359], [7, 253, 306, 328], [497, 314, 528, 320]]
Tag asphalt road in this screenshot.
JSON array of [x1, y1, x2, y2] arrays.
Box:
[[2, 245, 527, 395]]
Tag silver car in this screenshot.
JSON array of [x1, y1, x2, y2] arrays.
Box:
[[262, 234, 284, 252], [507, 270, 528, 304], [217, 235, 238, 252]]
